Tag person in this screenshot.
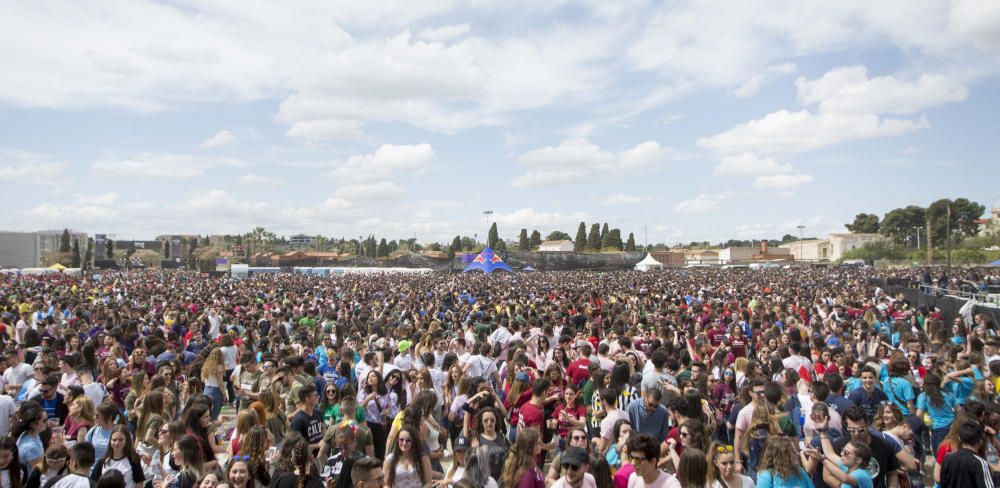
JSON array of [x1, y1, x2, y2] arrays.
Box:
[[86, 404, 120, 462], [382, 425, 431, 488], [65, 397, 96, 444], [547, 427, 592, 484], [847, 367, 888, 424], [269, 433, 324, 488], [442, 434, 471, 484], [755, 435, 813, 488], [458, 445, 500, 488], [182, 404, 220, 471], [28, 444, 70, 488], [290, 385, 325, 453], [598, 388, 631, 455], [223, 458, 249, 488], [627, 389, 670, 440], [200, 349, 227, 421], [916, 372, 957, 453], [706, 443, 754, 488], [235, 427, 270, 488], [168, 435, 205, 488], [550, 446, 596, 488], [0, 436, 31, 488], [319, 424, 363, 488], [14, 401, 48, 465], [348, 456, 384, 488], [500, 428, 545, 488], [673, 448, 710, 488], [43, 442, 97, 488], [96, 470, 125, 488], [235, 353, 262, 411], [804, 440, 874, 488], [626, 433, 675, 488], [90, 425, 145, 488], [940, 419, 995, 488], [815, 406, 900, 488]]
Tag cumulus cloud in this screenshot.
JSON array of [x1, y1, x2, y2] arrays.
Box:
[[674, 193, 727, 213], [795, 66, 967, 115], [492, 208, 591, 228], [753, 173, 814, 188], [199, 130, 238, 148], [329, 144, 435, 183], [333, 182, 405, 201], [513, 139, 669, 187], [418, 24, 471, 41], [714, 152, 792, 177], [0, 162, 66, 184]]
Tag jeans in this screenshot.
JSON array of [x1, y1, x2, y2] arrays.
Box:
[[204, 386, 223, 420]]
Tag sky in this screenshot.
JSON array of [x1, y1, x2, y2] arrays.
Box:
[[1, 0, 999, 245]]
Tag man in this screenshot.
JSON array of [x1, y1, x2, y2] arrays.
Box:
[[75, 367, 108, 409], [551, 446, 597, 488], [567, 344, 593, 387], [597, 388, 630, 454], [626, 388, 669, 440], [940, 419, 995, 488], [393, 340, 415, 370], [640, 350, 677, 397], [319, 424, 363, 488], [236, 352, 263, 409], [626, 433, 675, 488], [733, 379, 767, 458], [465, 343, 499, 388], [29, 374, 69, 424], [706, 319, 727, 348], [349, 456, 384, 488], [822, 374, 856, 415], [807, 440, 875, 488], [43, 441, 97, 488], [18, 363, 49, 402], [817, 406, 901, 488], [847, 366, 889, 423], [328, 396, 373, 456], [488, 318, 513, 360], [290, 385, 325, 453], [518, 379, 549, 434], [2, 351, 34, 396], [783, 342, 813, 373]]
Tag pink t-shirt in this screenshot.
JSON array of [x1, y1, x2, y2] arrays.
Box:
[[627, 470, 677, 488], [614, 464, 635, 488], [516, 467, 545, 488]]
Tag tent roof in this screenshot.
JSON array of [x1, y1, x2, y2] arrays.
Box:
[[636, 254, 662, 265], [462, 247, 514, 273], [48, 263, 66, 270]]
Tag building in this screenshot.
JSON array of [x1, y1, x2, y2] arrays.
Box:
[[37, 229, 88, 258], [684, 249, 719, 265], [717, 247, 755, 264], [828, 233, 886, 261], [288, 234, 316, 248], [778, 239, 831, 262], [650, 251, 686, 267], [976, 207, 1000, 237], [538, 240, 574, 252], [250, 250, 345, 267], [0, 231, 41, 268]]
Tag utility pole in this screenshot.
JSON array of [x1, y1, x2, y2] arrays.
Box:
[[797, 225, 806, 263], [926, 214, 933, 265], [946, 204, 952, 275]]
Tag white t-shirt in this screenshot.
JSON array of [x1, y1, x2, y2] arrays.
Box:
[[628, 470, 677, 488], [47, 473, 94, 488], [104, 456, 140, 488], [0, 395, 15, 437], [83, 383, 108, 409], [551, 473, 596, 488], [3, 363, 33, 387], [220, 346, 238, 370], [712, 475, 756, 488]]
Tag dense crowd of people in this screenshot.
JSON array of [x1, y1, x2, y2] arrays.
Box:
[[0, 265, 998, 488]]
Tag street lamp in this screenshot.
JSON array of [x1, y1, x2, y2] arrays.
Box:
[[796, 225, 806, 263]]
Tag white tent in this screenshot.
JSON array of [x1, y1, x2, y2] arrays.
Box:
[[634, 253, 663, 272]]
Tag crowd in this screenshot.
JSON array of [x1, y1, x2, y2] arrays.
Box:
[[0, 265, 998, 488]]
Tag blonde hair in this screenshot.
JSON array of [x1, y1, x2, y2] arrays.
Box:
[[758, 435, 802, 479], [201, 349, 224, 381], [734, 357, 748, 374], [500, 429, 539, 487], [234, 410, 259, 438], [72, 396, 96, 424]]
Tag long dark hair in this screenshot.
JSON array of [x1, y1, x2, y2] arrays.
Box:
[[175, 435, 204, 474], [362, 370, 387, 396], [11, 402, 44, 440], [183, 403, 211, 444], [923, 373, 945, 408], [385, 426, 426, 487], [0, 436, 23, 488], [102, 425, 140, 465]]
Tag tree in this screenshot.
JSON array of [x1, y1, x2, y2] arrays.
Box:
[[60, 229, 71, 253], [845, 213, 880, 233], [517, 229, 529, 251], [105, 239, 114, 259], [162, 239, 170, 259], [626, 233, 637, 251], [71, 239, 81, 268], [487, 222, 499, 249], [494, 239, 507, 251], [574, 223, 587, 251], [880, 205, 927, 245], [377, 238, 389, 257], [600, 223, 609, 243], [187, 237, 198, 267], [840, 241, 907, 263], [547, 231, 571, 241], [927, 198, 986, 247], [587, 223, 601, 251], [529, 230, 542, 248], [602, 229, 623, 250], [451, 235, 461, 252]]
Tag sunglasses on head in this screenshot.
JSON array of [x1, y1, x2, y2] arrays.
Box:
[[715, 445, 734, 453]]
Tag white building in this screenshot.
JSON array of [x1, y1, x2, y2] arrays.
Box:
[[778, 239, 831, 262], [717, 247, 755, 264], [828, 233, 886, 260], [538, 240, 574, 252], [288, 234, 316, 248]]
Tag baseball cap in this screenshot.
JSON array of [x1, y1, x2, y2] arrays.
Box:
[[561, 446, 589, 467], [454, 435, 471, 452], [398, 340, 412, 353]]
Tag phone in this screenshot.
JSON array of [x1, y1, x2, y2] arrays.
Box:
[[799, 440, 806, 451]]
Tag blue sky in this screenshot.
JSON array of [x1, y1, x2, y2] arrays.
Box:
[[1, 0, 998, 245]]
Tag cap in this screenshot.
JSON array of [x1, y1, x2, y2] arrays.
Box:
[[398, 340, 413, 353], [454, 435, 471, 451], [561, 446, 589, 467], [515, 372, 530, 382]]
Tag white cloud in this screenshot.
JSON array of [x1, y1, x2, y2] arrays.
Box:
[[601, 194, 642, 206], [239, 173, 277, 185], [330, 144, 435, 183], [513, 139, 669, 187], [199, 130, 238, 148], [795, 66, 967, 115], [753, 173, 814, 188], [77, 192, 119, 206], [0, 162, 66, 184], [950, 0, 1000, 47], [732, 63, 797, 98], [284, 119, 365, 141], [674, 193, 727, 213], [418, 24, 471, 41], [90, 154, 242, 179], [714, 152, 793, 177], [333, 182, 404, 201], [492, 208, 591, 229]]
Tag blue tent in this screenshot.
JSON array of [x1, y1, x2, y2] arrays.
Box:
[[462, 247, 514, 273], [989, 259, 1000, 267]]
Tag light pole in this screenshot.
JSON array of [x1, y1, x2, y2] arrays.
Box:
[[357, 235, 362, 267], [797, 225, 806, 263], [912, 226, 921, 250]]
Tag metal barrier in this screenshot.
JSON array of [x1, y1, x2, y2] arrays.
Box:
[[917, 284, 1000, 307]]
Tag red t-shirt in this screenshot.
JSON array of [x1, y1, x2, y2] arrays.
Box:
[[505, 390, 532, 426], [567, 358, 591, 385], [518, 402, 544, 431], [707, 328, 726, 347], [552, 403, 586, 437], [730, 336, 748, 358]]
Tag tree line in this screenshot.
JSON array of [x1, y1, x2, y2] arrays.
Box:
[[844, 197, 987, 248]]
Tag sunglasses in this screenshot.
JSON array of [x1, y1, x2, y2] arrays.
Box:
[[571, 435, 587, 441], [231, 455, 250, 462], [562, 464, 583, 471], [715, 445, 734, 453]]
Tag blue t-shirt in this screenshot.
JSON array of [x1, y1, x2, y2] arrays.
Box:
[[881, 377, 915, 415], [948, 377, 974, 402], [86, 425, 114, 460], [916, 392, 956, 429], [757, 468, 815, 488], [840, 463, 873, 488], [16, 433, 43, 464]]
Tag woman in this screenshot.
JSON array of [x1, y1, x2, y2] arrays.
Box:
[[269, 433, 323, 488], [917, 372, 957, 453], [157, 422, 187, 482], [13, 402, 47, 465], [59, 354, 82, 396], [236, 427, 270, 487], [459, 446, 500, 488], [872, 403, 920, 487], [225, 410, 259, 459], [755, 436, 812, 488], [124, 372, 149, 427], [65, 396, 96, 444], [91, 425, 145, 488], [551, 384, 586, 450], [471, 407, 508, 451], [663, 419, 710, 470], [320, 385, 341, 425], [201, 349, 228, 421], [254, 391, 285, 443], [545, 427, 591, 485], [712, 368, 738, 433], [502, 372, 532, 445], [219, 335, 238, 406], [500, 428, 544, 488], [606, 419, 632, 469], [87, 403, 123, 461], [383, 425, 432, 488], [170, 435, 205, 488], [223, 458, 249, 488], [183, 403, 221, 471], [99, 357, 129, 407], [196, 471, 224, 488], [359, 369, 395, 458], [26, 443, 69, 488], [0, 437, 30, 488], [675, 448, 710, 488], [136, 390, 168, 446], [707, 443, 754, 488]]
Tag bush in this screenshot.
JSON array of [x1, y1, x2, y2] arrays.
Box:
[[841, 241, 907, 263]]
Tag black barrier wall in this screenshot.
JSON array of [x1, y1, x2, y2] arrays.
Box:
[[887, 286, 1000, 328]]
